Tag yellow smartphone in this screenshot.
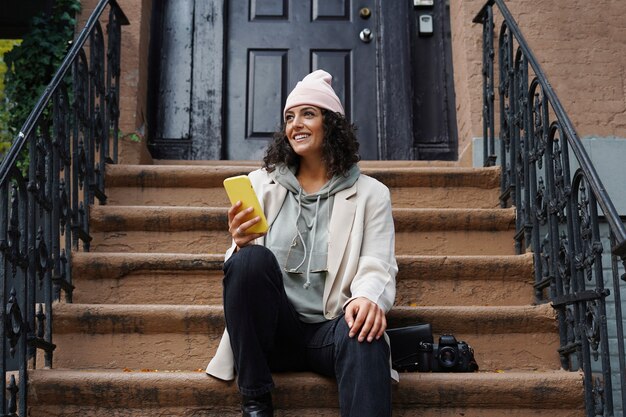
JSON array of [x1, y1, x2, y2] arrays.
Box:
[[223, 175, 269, 234]]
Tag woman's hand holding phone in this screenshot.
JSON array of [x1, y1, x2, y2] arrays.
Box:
[[227, 201, 266, 248], [223, 175, 269, 249]]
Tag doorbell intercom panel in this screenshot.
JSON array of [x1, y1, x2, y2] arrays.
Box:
[[419, 14, 434, 35]]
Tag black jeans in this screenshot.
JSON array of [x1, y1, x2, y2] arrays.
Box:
[[223, 245, 392, 417]]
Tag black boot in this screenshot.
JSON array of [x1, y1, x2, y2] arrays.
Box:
[[241, 392, 274, 417]]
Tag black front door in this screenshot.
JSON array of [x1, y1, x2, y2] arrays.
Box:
[[148, 0, 458, 161], [225, 1, 379, 160]]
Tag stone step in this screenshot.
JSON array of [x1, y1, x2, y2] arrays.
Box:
[[105, 164, 501, 209], [29, 407, 586, 417], [88, 206, 516, 255], [28, 369, 584, 417], [71, 252, 535, 306], [49, 303, 560, 372]]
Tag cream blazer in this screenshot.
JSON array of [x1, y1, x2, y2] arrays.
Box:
[[206, 168, 398, 381]]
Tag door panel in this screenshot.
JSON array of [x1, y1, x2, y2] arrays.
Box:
[[310, 50, 350, 117], [409, 1, 458, 159], [226, 0, 378, 160], [246, 50, 288, 139], [154, 0, 193, 141], [250, 0, 288, 20], [312, 1, 350, 20], [148, 0, 225, 159]]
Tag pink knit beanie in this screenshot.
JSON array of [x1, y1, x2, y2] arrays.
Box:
[[283, 70, 345, 118]]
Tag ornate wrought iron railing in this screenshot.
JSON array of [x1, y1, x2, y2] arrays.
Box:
[[474, 1, 626, 416], [0, 1, 127, 414]]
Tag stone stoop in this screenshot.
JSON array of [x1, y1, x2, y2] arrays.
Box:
[[28, 162, 585, 416]]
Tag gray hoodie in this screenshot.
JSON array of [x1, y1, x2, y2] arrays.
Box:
[[265, 163, 360, 323]]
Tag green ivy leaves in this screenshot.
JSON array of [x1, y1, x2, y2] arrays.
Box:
[[0, 0, 81, 155]]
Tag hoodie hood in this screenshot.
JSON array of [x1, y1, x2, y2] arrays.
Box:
[[269, 163, 360, 199]]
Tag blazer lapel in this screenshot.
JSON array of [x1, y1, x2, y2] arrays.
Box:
[[258, 180, 287, 246], [263, 182, 287, 226], [326, 183, 357, 279]]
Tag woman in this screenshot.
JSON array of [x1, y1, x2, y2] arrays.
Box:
[[206, 70, 398, 417]]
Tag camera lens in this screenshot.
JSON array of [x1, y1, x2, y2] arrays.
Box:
[[438, 346, 458, 368]]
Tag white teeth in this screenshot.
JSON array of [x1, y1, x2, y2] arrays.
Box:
[[294, 134, 309, 140]]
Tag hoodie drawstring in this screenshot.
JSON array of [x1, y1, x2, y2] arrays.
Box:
[[303, 195, 321, 289], [285, 190, 322, 290], [287, 189, 308, 274]]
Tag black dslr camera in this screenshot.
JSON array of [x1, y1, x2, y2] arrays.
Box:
[[417, 334, 478, 372]]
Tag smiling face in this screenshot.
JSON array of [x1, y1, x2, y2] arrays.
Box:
[[284, 105, 325, 160]]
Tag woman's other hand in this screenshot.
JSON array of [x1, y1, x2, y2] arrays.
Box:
[[344, 297, 387, 343], [228, 201, 266, 248]]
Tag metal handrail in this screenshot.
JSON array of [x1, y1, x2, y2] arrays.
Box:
[[0, 1, 127, 415], [0, 0, 128, 187], [473, 0, 626, 256], [474, 1, 626, 415]]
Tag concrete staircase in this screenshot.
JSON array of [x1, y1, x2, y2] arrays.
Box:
[[28, 161, 585, 416]]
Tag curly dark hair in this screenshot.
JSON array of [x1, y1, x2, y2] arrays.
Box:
[[262, 109, 360, 178]]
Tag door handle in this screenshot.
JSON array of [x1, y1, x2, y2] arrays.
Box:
[[360, 28, 373, 43]]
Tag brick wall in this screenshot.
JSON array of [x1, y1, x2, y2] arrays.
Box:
[[78, 0, 152, 163], [452, 0, 626, 161], [449, 0, 484, 162]]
